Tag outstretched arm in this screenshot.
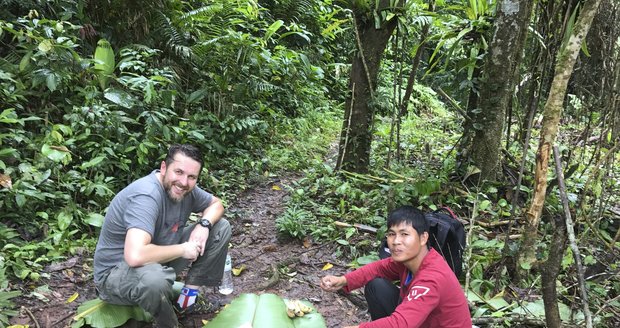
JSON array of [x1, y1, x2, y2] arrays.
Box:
[[320, 275, 348, 292]]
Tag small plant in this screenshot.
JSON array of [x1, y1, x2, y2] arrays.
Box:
[[0, 256, 20, 326], [275, 206, 316, 239]]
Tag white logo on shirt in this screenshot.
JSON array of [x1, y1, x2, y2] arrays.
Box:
[[407, 286, 430, 301]]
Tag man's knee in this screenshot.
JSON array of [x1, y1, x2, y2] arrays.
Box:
[[213, 218, 232, 244], [365, 277, 393, 296], [137, 264, 175, 299]]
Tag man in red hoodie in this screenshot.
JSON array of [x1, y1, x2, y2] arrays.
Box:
[[320, 206, 472, 328]]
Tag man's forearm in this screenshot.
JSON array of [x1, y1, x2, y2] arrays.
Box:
[[125, 243, 184, 266]]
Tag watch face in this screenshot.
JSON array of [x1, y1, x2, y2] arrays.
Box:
[[200, 219, 211, 228]]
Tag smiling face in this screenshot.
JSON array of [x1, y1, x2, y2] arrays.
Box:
[[159, 153, 201, 203], [387, 221, 429, 269]]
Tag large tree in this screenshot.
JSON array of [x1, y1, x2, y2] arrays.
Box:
[[336, 1, 402, 173], [458, 0, 534, 182], [516, 1, 603, 326]]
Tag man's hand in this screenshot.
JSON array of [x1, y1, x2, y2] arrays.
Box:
[[189, 225, 210, 256], [181, 240, 201, 261], [320, 275, 347, 292]]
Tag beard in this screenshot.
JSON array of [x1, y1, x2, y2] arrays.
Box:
[[162, 177, 191, 203]]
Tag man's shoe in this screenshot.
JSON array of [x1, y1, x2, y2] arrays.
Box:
[[176, 294, 222, 316]]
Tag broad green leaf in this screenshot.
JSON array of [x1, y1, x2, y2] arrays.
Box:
[[279, 31, 310, 43], [206, 293, 261, 327], [264, 20, 284, 41], [486, 294, 510, 311], [206, 294, 326, 328], [0, 148, 17, 158], [72, 298, 152, 328], [19, 51, 33, 71], [512, 300, 545, 317], [81, 156, 106, 169], [187, 89, 207, 104], [38, 39, 53, 53], [41, 144, 70, 162], [46, 73, 58, 91], [57, 210, 73, 231], [466, 290, 482, 303], [104, 89, 135, 108], [519, 261, 531, 270], [478, 200, 491, 211], [85, 213, 105, 227], [1, 109, 19, 124], [356, 254, 379, 266], [15, 194, 26, 207]]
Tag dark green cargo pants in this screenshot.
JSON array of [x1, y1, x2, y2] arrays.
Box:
[[95, 219, 232, 328]]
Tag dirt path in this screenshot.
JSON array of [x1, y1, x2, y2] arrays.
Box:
[[9, 174, 369, 328]]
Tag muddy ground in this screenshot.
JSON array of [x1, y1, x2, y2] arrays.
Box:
[[9, 175, 370, 328]]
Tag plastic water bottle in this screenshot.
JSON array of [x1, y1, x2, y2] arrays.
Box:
[[219, 254, 233, 295]]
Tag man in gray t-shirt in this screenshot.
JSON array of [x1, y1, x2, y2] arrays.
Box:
[[93, 144, 231, 328]]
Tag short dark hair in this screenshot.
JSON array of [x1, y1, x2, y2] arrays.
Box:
[[165, 144, 204, 172], [387, 205, 428, 236]]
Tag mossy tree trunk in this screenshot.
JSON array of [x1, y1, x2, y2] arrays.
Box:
[[518, 0, 603, 276], [336, 1, 401, 173], [459, 0, 534, 182]]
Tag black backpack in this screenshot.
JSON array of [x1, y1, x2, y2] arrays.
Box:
[[378, 207, 466, 278]]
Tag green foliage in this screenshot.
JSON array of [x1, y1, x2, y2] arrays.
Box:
[[71, 298, 153, 328], [0, 0, 344, 286], [0, 255, 20, 326], [276, 206, 317, 239], [93, 38, 115, 90]]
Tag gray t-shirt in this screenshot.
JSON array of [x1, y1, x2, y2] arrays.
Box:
[[93, 170, 213, 283]]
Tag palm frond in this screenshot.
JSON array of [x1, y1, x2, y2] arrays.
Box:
[[151, 10, 194, 60]]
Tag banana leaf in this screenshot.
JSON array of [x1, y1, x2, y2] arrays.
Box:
[[205, 293, 326, 328], [287, 299, 327, 328], [71, 281, 184, 328], [71, 298, 152, 328]]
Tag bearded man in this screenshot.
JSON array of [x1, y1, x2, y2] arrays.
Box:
[[94, 144, 231, 328]]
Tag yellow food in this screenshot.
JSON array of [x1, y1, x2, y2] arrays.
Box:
[[285, 299, 313, 318]]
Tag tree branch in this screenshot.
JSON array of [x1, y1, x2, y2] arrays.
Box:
[[553, 145, 593, 328]]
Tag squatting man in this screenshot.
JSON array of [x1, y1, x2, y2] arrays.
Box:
[[93, 144, 232, 327], [320, 205, 472, 328]]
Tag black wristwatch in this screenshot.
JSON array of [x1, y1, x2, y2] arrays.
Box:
[[199, 218, 212, 230]]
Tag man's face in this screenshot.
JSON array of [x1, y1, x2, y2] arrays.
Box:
[[160, 153, 201, 203], [386, 221, 428, 264]]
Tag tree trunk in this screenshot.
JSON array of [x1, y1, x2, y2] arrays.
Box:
[[463, 0, 534, 182], [518, 0, 603, 270], [336, 3, 401, 173], [540, 214, 568, 328], [399, 0, 435, 118]]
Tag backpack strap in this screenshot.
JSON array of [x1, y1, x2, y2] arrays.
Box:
[[436, 206, 458, 220], [427, 213, 450, 254]]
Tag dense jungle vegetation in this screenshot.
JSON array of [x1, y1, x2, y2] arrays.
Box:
[[1, 0, 619, 327]]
